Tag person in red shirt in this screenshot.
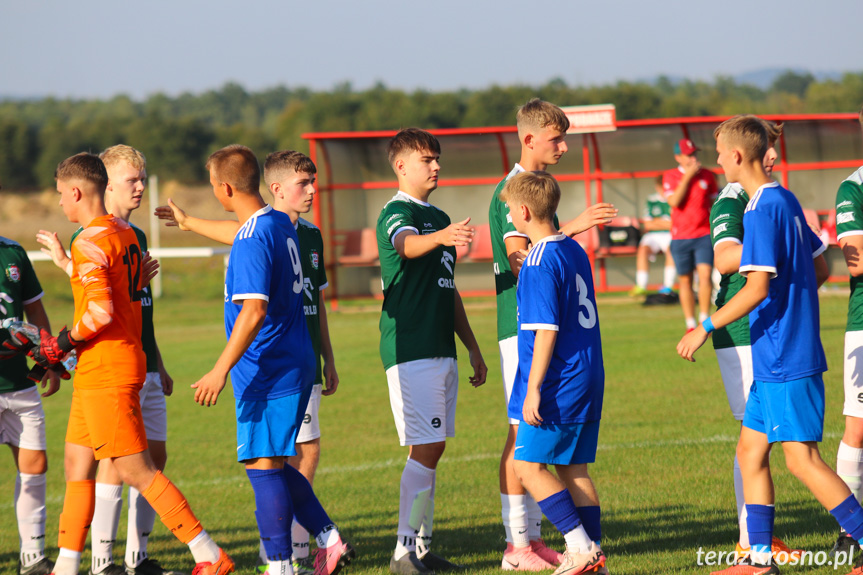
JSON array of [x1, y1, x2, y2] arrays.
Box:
[[662, 138, 719, 332]]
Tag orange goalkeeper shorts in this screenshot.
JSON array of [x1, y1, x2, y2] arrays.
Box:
[[66, 383, 148, 460]]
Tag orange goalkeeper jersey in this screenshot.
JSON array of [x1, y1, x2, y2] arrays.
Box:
[[70, 215, 146, 388]]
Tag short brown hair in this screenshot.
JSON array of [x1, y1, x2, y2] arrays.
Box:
[[499, 171, 561, 223], [713, 116, 768, 163], [387, 128, 440, 166], [264, 150, 316, 186], [55, 152, 109, 190], [100, 144, 147, 172], [516, 99, 570, 139], [206, 145, 260, 194], [753, 117, 783, 146]]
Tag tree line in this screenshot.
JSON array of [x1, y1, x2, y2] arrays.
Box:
[[1, 70, 861, 189]]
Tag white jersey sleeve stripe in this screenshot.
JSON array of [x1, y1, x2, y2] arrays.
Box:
[[714, 237, 742, 246], [232, 293, 269, 302], [390, 226, 418, 246], [739, 264, 777, 279], [838, 230, 863, 241], [521, 323, 560, 332]]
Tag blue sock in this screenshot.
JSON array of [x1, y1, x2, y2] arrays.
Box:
[[831, 494, 863, 542], [537, 489, 581, 536], [247, 468, 293, 561], [576, 506, 601, 544], [746, 504, 774, 557], [281, 464, 333, 537]]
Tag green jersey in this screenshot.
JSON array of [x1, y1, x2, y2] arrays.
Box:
[[710, 183, 750, 349], [836, 167, 863, 332], [489, 164, 560, 342], [377, 191, 457, 370], [71, 223, 158, 372], [0, 237, 43, 393], [643, 193, 671, 234], [297, 218, 328, 384]]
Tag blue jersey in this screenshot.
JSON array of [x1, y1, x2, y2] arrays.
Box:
[[508, 235, 605, 424], [739, 182, 828, 382], [224, 206, 315, 400]]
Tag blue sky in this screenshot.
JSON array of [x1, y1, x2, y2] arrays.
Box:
[[2, 0, 861, 99]]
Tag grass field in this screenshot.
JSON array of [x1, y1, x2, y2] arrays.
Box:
[[0, 257, 855, 575]]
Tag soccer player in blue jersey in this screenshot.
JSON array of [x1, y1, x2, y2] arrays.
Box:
[[195, 145, 353, 575], [501, 171, 607, 575], [678, 116, 863, 575]]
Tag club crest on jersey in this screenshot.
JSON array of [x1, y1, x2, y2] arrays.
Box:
[[310, 250, 319, 269], [6, 264, 20, 282]]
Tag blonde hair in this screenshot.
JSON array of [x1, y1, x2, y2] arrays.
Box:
[[499, 171, 560, 222], [55, 152, 108, 191], [100, 144, 147, 171], [206, 145, 260, 194], [713, 115, 768, 163], [516, 99, 569, 139], [264, 150, 316, 186]]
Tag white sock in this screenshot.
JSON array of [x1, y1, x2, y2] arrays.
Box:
[[416, 470, 435, 558], [125, 486, 157, 568], [502, 493, 530, 547], [267, 559, 293, 575], [92, 483, 123, 573], [663, 266, 676, 290], [54, 549, 82, 575], [188, 530, 220, 564], [837, 441, 863, 503], [525, 493, 542, 541], [685, 317, 697, 330], [259, 540, 268, 564], [394, 458, 434, 560], [733, 456, 748, 548], [636, 270, 649, 290], [292, 519, 310, 559], [17, 472, 47, 567], [563, 525, 594, 554], [315, 524, 340, 549], [699, 312, 709, 323]]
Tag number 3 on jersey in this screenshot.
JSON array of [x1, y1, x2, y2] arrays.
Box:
[[287, 237, 303, 294], [576, 273, 596, 329]]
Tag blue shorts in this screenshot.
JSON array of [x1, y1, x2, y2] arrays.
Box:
[[514, 420, 600, 465], [669, 235, 713, 275], [742, 376, 825, 443], [235, 385, 313, 462]]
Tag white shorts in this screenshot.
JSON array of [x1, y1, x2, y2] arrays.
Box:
[[296, 383, 322, 443], [844, 331, 863, 418], [386, 357, 458, 446], [715, 346, 753, 421], [0, 386, 47, 451], [640, 232, 672, 256], [498, 336, 519, 425], [140, 372, 168, 442]]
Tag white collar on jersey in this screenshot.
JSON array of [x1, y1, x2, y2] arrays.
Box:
[[250, 204, 273, 218], [755, 181, 780, 195], [395, 190, 430, 207], [532, 234, 567, 247]]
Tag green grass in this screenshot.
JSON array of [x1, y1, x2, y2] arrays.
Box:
[[0, 260, 854, 574]]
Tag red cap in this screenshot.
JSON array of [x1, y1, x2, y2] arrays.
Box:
[[674, 138, 699, 155]]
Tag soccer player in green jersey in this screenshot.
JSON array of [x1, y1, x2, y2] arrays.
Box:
[[708, 119, 803, 562], [833, 104, 863, 559], [377, 128, 487, 575], [628, 175, 676, 297], [37, 145, 175, 575], [0, 180, 62, 575], [155, 150, 340, 575], [488, 99, 616, 571]]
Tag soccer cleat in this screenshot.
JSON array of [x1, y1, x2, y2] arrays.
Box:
[[125, 558, 185, 575], [191, 549, 234, 575], [418, 552, 461, 572], [551, 544, 606, 575], [831, 533, 859, 558], [530, 540, 564, 566], [19, 558, 54, 575], [254, 555, 268, 575], [293, 556, 316, 575], [92, 565, 129, 575], [628, 286, 647, 297], [710, 556, 779, 575], [313, 538, 355, 575], [501, 543, 556, 571], [390, 552, 434, 575], [734, 538, 803, 563], [658, 287, 674, 296]]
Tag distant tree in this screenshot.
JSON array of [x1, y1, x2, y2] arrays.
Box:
[[771, 70, 815, 98]]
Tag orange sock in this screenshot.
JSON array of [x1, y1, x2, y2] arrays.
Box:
[[58, 479, 96, 552], [141, 471, 203, 544]]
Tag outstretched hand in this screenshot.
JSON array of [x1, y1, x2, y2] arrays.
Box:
[[154, 199, 190, 230], [438, 218, 475, 247], [565, 203, 618, 236], [36, 230, 71, 273]]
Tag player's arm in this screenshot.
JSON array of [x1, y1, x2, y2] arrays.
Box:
[[814, 253, 829, 288], [522, 329, 557, 427], [395, 218, 474, 260], [677, 270, 770, 362], [666, 162, 700, 208], [558, 203, 618, 237], [154, 341, 174, 396], [319, 289, 339, 396], [714, 240, 743, 275], [193, 298, 267, 407], [23, 298, 61, 397], [840, 235, 863, 277], [155, 198, 241, 245], [453, 288, 487, 388], [505, 235, 529, 279], [36, 230, 73, 277]]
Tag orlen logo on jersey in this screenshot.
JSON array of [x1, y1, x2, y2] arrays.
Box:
[[438, 252, 455, 288], [838, 212, 856, 225]]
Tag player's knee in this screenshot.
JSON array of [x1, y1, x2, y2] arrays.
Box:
[[17, 449, 48, 475]]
